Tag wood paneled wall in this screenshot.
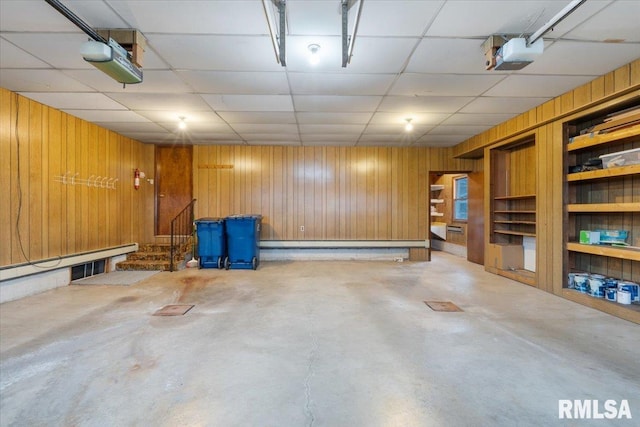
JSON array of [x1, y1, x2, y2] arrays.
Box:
[[194, 146, 476, 241], [0, 88, 155, 267]]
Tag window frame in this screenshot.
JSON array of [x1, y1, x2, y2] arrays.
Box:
[[453, 175, 468, 222]]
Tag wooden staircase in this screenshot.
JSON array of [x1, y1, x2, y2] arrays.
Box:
[[116, 242, 192, 271]]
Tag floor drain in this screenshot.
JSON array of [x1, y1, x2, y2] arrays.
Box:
[[153, 304, 194, 316], [424, 301, 463, 312]]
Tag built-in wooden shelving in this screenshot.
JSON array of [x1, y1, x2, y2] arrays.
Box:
[[564, 105, 640, 324]]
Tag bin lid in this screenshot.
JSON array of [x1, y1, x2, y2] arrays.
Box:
[[195, 217, 224, 223], [226, 214, 262, 220]]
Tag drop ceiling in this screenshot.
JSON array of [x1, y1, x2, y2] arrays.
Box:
[[1, 0, 639, 147]]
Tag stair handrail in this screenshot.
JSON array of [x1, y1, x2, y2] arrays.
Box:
[[169, 198, 197, 272]]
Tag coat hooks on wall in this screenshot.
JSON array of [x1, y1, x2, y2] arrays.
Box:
[[53, 172, 119, 189]]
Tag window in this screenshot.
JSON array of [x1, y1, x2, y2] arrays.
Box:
[[453, 176, 468, 221]]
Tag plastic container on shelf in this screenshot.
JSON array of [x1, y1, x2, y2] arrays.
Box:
[[599, 147, 640, 168], [195, 218, 226, 269], [224, 215, 262, 270]]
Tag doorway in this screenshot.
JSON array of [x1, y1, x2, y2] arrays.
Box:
[[428, 171, 484, 264], [155, 146, 193, 236]]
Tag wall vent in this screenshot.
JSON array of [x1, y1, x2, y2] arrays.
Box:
[[71, 259, 106, 281]]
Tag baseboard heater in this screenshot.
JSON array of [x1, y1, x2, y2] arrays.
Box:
[[260, 240, 429, 249], [0, 244, 138, 281]]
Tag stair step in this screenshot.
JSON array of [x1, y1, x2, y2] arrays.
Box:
[[116, 260, 171, 271], [126, 252, 173, 262]]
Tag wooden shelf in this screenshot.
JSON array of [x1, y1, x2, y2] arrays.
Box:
[[494, 194, 536, 200], [567, 164, 640, 182], [495, 268, 536, 287], [431, 212, 444, 217], [430, 185, 444, 191], [494, 210, 536, 214], [567, 242, 640, 261], [430, 199, 444, 204], [562, 289, 640, 324], [567, 203, 640, 213], [494, 230, 536, 237], [567, 124, 640, 152], [494, 220, 536, 225]]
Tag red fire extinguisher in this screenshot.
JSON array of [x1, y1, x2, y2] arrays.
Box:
[[134, 168, 140, 190]]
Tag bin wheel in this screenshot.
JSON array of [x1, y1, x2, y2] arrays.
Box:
[[217, 256, 222, 269], [224, 257, 230, 270], [252, 256, 258, 270]]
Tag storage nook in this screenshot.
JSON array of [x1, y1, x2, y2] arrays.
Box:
[[563, 102, 640, 322]]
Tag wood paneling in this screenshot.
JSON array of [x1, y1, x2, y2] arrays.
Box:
[[193, 146, 476, 241], [0, 88, 154, 267]]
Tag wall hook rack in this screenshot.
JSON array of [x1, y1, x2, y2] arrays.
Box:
[[53, 171, 118, 190]]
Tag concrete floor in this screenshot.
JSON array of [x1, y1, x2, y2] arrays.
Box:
[[1, 252, 638, 426]]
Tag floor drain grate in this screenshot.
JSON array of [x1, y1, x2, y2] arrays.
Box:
[[153, 304, 194, 316], [424, 301, 463, 312]]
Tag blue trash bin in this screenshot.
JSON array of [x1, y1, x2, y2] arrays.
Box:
[[224, 215, 262, 270], [195, 218, 226, 269]]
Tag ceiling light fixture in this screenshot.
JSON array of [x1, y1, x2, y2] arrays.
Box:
[[405, 118, 414, 132], [341, 0, 363, 67], [308, 44, 321, 65], [262, 0, 287, 66], [178, 117, 187, 130]]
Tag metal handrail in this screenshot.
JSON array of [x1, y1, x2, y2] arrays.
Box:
[[169, 199, 197, 272]]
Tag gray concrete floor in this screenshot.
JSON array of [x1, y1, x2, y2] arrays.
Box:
[[1, 252, 638, 427]]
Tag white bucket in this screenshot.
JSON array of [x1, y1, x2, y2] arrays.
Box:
[[617, 290, 631, 305]]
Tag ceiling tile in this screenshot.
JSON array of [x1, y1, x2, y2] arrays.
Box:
[[106, 93, 212, 112], [0, 69, 93, 92], [64, 70, 191, 93], [148, 34, 281, 71], [460, 97, 550, 114], [521, 40, 640, 76], [428, 125, 492, 136], [0, 38, 50, 68], [426, 1, 583, 38], [369, 112, 450, 126], [390, 73, 505, 96], [177, 71, 289, 94], [484, 75, 596, 97], [217, 112, 297, 124], [294, 95, 382, 112], [135, 110, 225, 125], [407, 38, 493, 74], [363, 124, 434, 134], [62, 110, 150, 123], [563, 1, 639, 42], [202, 95, 294, 112], [287, 1, 343, 36], [299, 124, 365, 134], [357, 1, 445, 37], [357, 134, 415, 145], [296, 112, 373, 125], [289, 73, 396, 95], [441, 113, 517, 126], [0, 0, 126, 32], [378, 96, 473, 113], [168, 122, 235, 133], [109, 0, 266, 34], [2, 33, 92, 69], [20, 92, 126, 110], [231, 124, 299, 134]]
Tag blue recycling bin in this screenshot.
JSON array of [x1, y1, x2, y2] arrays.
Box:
[[195, 218, 226, 269], [224, 215, 262, 270]]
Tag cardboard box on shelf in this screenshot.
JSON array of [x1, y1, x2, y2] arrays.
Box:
[[487, 243, 524, 270]]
